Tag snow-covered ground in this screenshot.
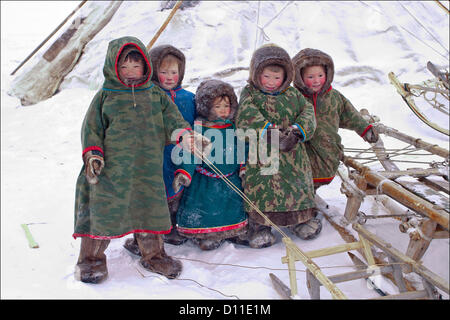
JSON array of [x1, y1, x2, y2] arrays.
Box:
[[1, 1, 449, 301]]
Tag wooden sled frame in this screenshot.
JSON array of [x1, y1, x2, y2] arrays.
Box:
[[272, 114, 448, 299], [280, 223, 448, 299]]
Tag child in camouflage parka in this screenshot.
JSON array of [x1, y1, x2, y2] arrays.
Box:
[[292, 48, 378, 186], [233, 44, 317, 248], [73, 36, 196, 283], [291, 48, 378, 238]]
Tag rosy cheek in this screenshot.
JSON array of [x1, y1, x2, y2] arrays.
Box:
[[319, 77, 326, 86], [158, 74, 166, 83], [274, 78, 283, 88], [173, 75, 179, 83], [304, 78, 314, 88]]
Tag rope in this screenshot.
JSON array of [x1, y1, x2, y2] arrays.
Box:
[[398, 1, 450, 57], [191, 147, 290, 239], [358, 1, 449, 62]]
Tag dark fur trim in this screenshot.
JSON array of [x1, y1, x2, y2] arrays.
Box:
[[148, 45, 186, 87], [195, 79, 238, 121], [292, 48, 334, 96], [249, 44, 293, 93]]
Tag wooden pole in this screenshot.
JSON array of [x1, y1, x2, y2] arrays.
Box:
[[10, 0, 88, 76], [146, 0, 183, 50], [433, 0, 450, 15]]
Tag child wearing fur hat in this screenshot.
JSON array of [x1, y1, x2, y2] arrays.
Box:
[[234, 44, 317, 248], [122, 45, 196, 253], [292, 48, 378, 192], [172, 79, 248, 251], [151, 45, 197, 245], [73, 36, 196, 283]]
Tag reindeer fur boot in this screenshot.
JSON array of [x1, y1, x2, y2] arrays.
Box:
[[136, 233, 182, 279], [75, 237, 110, 284]]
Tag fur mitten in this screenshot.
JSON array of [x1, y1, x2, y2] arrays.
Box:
[[362, 127, 379, 143], [279, 126, 303, 152], [83, 151, 104, 185], [192, 131, 212, 159], [172, 172, 191, 193]]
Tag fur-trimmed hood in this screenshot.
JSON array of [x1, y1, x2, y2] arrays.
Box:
[[249, 44, 293, 93], [292, 48, 334, 96], [102, 36, 153, 90], [195, 79, 238, 121], [148, 44, 186, 88]]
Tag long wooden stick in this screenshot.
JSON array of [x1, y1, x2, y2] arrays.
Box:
[[10, 0, 88, 76], [146, 0, 183, 50], [434, 0, 450, 14]]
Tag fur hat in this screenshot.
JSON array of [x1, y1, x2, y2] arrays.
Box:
[[249, 44, 294, 93], [195, 79, 238, 121], [148, 44, 186, 88], [292, 48, 334, 95]]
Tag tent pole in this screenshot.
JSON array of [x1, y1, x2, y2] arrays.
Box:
[[10, 0, 88, 76], [146, 0, 183, 50]]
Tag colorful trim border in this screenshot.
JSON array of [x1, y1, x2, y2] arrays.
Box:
[[177, 219, 248, 234], [360, 124, 373, 137], [194, 120, 233, 129], [82, 146, 104, 157], [174, 169, 192, 182], [293, 123, 306, 142], [72, 227, 172, 240], [195, 166, 235, 179], [313, 176, 335, 184], [259, 121, 272, 139]]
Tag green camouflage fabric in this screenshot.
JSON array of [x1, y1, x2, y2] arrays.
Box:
[[292, 48, 371, 185], [236, 84, 317, 215], [73, 36, 191, 239], [303, 89, 371, 184]]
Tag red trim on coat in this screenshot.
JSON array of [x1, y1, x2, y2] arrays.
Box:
[[72, 227, 172, 240], [174, 169, 192, 182], [313, 176, 335, 184], [360, 124, 373, 137], [194, 120, 233, 129], [82, 146, 104, 157], [302, 85, 333, 115], [115, 42, 151, 88], [177, 220, 248, 235]]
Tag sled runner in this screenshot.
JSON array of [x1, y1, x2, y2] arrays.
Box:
[[388, 62, 449, 136]]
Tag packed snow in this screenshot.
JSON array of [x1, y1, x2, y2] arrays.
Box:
[[1, 1, 449, 300]]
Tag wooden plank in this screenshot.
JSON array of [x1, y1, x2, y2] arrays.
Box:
[[282, 242, 362, 263], [344, 157, 449, 229], [269, 273, 292, 300], [395, 178, 449, 213], [353, 223, 449, 294], [370, 290, 429, 300]]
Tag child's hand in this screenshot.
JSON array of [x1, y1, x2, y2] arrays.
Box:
[[172, 173, 191, 193], [192, 132, 212, 159], [362, 127, 379, 143], [279, 126, 302, 152], [83, 152, 105, 185]]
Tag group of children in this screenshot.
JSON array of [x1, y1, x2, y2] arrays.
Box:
[[73, 36, 379, 284]]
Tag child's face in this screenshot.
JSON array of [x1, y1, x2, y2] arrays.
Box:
[[259, 67, 284, 93], [302, 65, 326, 93], [158, 62, 179, 90], [118, 58, 145, 83], [209, 96, 231, 120]]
